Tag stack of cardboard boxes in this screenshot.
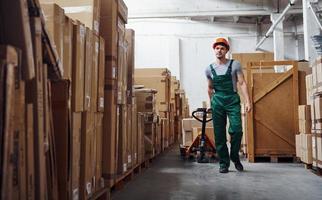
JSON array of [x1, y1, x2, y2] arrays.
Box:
[[40, 1, 106, 199], [305, 56, 322, 170], [296, 105, 313, 164]]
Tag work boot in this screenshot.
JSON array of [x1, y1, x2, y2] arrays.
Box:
[[219, 167, 229, 173], [234, 161, 244, 172]]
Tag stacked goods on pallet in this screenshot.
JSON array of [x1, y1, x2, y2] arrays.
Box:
[[306, 57, 322, 170], [295, 105, 313, 164], [41, 2, 106, 199], [134, 87, 158, 159], [135, 68, 172, 149], [98, 0, 128, 187], [170, 77, 180, 143], [246, 60, 310, 162]]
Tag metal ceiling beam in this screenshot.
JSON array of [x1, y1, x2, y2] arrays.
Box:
[[128, 8, 303, 19], [255, 0, 298, 50], [308, 3, 322, 31]]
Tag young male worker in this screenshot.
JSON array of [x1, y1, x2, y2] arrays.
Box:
[[205, 38, 251, 173]]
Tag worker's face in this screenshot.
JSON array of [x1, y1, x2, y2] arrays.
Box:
[[214, 45, 228, 59]]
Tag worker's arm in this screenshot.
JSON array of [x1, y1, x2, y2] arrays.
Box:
[[208, 79, 214, 100], [237, 73, 252, 113]]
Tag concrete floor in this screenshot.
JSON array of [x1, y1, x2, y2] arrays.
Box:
[[112, 147, 322, 200]]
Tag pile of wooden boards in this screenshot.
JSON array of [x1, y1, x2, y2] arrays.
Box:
[[304, 56, 322, 170]]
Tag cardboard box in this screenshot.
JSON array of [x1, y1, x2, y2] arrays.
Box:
[[295, 134, 301, 158], [100, 0, 118, 61], [102, 79, 118, 186], [312, 56, 322, 87], [135, 76, 170, 112], [298, 105, 311, 121], [84, 28, 93, 111], [91, 35, 99, 112], [131, 98, 138, 166], [70, 112, 82, 200], [53, 0, 101, 34], [318, 134, 322, 168], [62, 16, 73, 79], [137, 113, 145, 163], [144, 123, 155, 158], [118, 0, 128, 23], [94, 113, 104, 191], [80, 112, 95, 199], [135, 68, 171, 77], [300, 134, 313, 164], [41, 3, 65, 66], [125, 29, 135, 104], [161, 118, 169, 149], [97, 37, 105, 112], [314, 97, 322, 130], [51, 80, 70, 200], [117, 105, 128, 174], [182, 118, 213, 146], [170, 76, 180, 104], [127, 105, 133, 169], [71, 21, 85, 112], [135, 88, 157, 113], [117, 18, 127, 105]]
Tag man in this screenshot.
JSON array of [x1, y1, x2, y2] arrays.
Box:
[[205, 38, 251, 173]]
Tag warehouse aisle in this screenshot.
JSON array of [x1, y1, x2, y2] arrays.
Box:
[[112, 146, 322, 200]]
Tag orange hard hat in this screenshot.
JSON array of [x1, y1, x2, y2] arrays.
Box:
[[213, 38, 230, 50]]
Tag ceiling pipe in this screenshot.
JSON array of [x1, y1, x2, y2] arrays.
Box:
[[255, 0, 298, 50]]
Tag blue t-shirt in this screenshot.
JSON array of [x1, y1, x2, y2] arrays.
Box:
[[205, 59, 243, 92]]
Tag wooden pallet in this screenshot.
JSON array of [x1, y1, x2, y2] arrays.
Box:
[[253, 155, 296, 163], [311, 166, 322, 176]]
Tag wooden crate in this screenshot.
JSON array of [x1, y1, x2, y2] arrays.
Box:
[[246, 61, 299, 162]]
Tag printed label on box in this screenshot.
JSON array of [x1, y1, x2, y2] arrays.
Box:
[[123, 163, 127, 173], [94, 21, 99, 33], [135, 153, 137, 160], [95, 42, 99, 53], [80, 25, 85, 38], [86, 182, 92, 195], [128, 155, 132, 164], [99, 97, 104, 108], [100, 178, 105, 188], [112, 67, 116, 78], [73, 188, 79, 200]]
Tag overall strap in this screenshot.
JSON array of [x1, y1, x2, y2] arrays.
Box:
[[227, 59, 234, 74], [209, 64, 217, 77]]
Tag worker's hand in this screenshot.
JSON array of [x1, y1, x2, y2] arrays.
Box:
[[245, 102, 252, 113]]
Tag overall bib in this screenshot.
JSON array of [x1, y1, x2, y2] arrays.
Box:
[[210, 60, 243, 168]]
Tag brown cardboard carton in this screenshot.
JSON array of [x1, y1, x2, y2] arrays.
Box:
[[41, 3, 65, 67], [100, 0, 118, 61], [135, 68, 171, 77], [71, 21, 85, 112], [117, 105, 128, 174], [131, 98, 138, 165], [63, 16, 73, 79], [80, 112, 95, 199], [298, 105, 311, 121], [137, 113, 145, 163], [295, 134, 301, 158], [84, 28, 93, 111], [135, 88, 157, 113], [125, 29, 135, 104], [300, 134, 313, 164], [102, 79, 118, 186], [118, 0, 128, 23], [51, 80, 70, 200], [314, 97, 322, 130], [117, 18, 127, 105], [94, 113, 104, 191], [299, 120, 311, 134], [135, 76, 170, 112], [97, 37, 105, 112], [192, 127, 215, 146], [170, 76, 180, 104], [127, 105, 133, 169], [91, 35, 99, 112], [71, 112, 82, 200], [144, 123, 155, 158], [317, 134, 322, 168], [54, 0, 101, 34]]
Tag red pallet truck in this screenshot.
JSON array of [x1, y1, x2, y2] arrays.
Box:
[[180, 108, 216, 163]]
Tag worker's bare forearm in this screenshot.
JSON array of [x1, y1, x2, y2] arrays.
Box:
[[240, 82, 250, 104], [208, 88, 213, 100]]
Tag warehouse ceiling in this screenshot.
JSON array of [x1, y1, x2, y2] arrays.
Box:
[[124, 0, 306, 25]]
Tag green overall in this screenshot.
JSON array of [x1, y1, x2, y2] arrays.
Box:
[[210, 60, 243, 168]]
